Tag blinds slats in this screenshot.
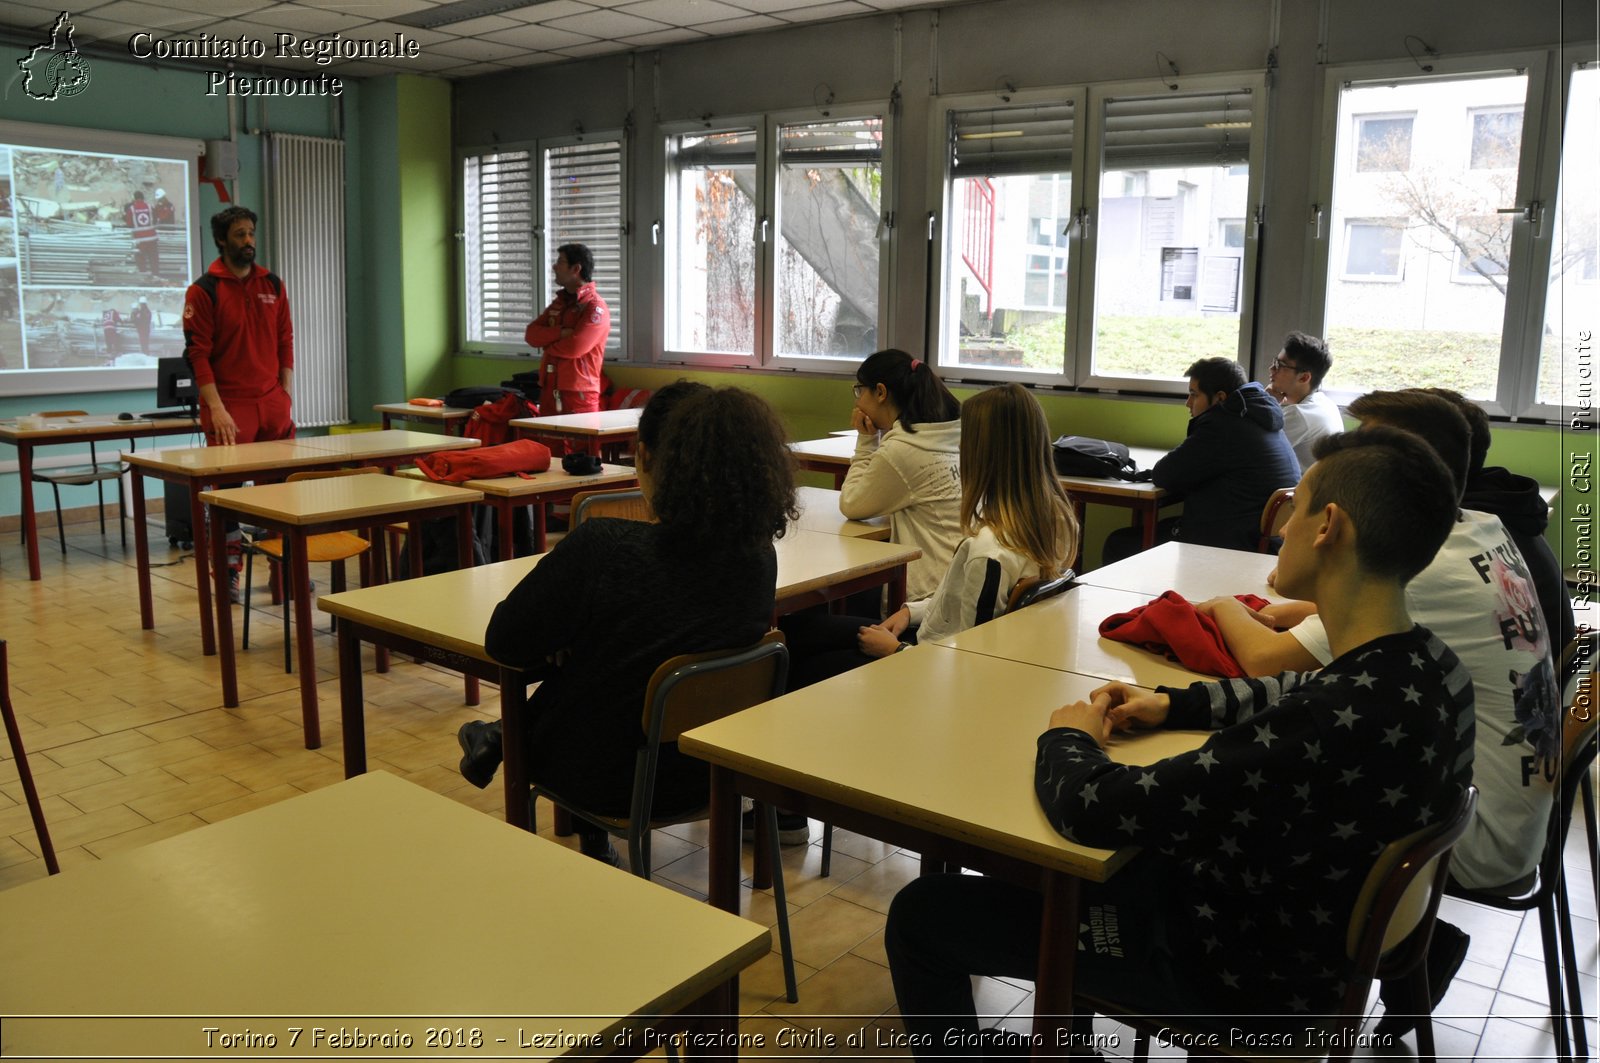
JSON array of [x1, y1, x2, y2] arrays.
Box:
[[1102, 90, 1253, 168], [546, 140, 624, 353], [950, 102, 1075, 178]]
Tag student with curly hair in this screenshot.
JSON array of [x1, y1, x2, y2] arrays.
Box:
[[458, 382, 799, 865]]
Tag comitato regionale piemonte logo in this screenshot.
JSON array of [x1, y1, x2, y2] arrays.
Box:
[[18, 12, 92, 101]]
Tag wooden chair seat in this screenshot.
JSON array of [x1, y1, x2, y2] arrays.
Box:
[[250, 532, 372, 564]]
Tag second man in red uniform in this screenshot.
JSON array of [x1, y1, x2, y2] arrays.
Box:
[[524, 242, 610, 415]]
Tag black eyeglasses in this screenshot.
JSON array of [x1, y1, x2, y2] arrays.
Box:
[[1270, 359, 1302, 373], [852, 384, 867, 398]]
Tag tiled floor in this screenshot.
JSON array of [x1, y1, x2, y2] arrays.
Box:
[[0, 513, 1595, 1060]]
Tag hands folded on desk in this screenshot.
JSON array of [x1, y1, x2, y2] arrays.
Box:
[[1048, 682, 1171, 746]]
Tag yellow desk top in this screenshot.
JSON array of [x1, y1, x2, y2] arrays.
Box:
[[773, 529, 919, 599], [680, 645, 1205, 881], [510, 408, 644, 435], [933, 583, 1212, 688], [290, 429, 480, 459], [372, 401, 474, 420], [0, 772, 767, 1057], [788, 434, 855, 466], [122, 439, 330, 475], [793, 485, 890, 540], [464, 462, 637, 498], [319, 531, 919, 658], [200, 475, 482, 525], [0, 413, 198, 442], [1078, 541, 1285, 602]]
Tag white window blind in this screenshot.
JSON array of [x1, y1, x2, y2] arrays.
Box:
[[464, 149, 534, 344], [545, 140, 623, 354]]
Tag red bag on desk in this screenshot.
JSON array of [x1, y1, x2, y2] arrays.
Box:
[[1099, 590, 1271, 678], [414, 439, 551, 483], [463, 392, 534, 446]]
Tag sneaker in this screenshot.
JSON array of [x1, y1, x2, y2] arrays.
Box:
[[456, 720, 503, 789], [741, 808, 811, 846], [1373, 920, 1470, 1037]]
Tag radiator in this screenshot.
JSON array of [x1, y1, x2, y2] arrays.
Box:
[[266, 132, 347, 429]]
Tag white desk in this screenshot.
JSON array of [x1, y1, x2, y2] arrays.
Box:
[[679, 646, 1205, 1045], [201, 475, 483, 750], [0, 772, 766, 1059], [934, 582, 1213, 688], [1080, 540, 1285, 602], [511, 408, 644, 460], [373, 400, 474, 434], [792, 484, 890, 540]]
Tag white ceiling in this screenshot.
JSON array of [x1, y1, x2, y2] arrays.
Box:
[[0, 0, 976, 80]]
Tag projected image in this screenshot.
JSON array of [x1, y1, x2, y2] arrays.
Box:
[[0, 267, 19, 371], [21, 287, 183, 368], [0, 151, 15, 261], [11, 150, 189, 286]]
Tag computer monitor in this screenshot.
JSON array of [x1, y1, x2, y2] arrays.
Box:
[[155, 357, 197, 412]]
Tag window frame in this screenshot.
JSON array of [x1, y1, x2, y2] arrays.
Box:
[[457, 129, 629, 360], [1339, 217, 1408, 281], [926, 72, 1267, 395], [656, 103, 893, 371], [1353, 112, 1417, 173], [1307, 51, 1559, 419]]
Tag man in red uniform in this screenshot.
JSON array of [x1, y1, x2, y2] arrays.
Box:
[[183, 206, 295, 598], [524, 242, 610, 415], [183, 206, 294, 447], [124, 187, 159, 276]]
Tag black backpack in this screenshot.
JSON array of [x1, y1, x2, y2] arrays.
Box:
[[444, 385, 525, 410], [1051, 436, 1139, 480]]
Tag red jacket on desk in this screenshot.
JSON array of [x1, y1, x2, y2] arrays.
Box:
[[183, 258, 294, 399], [524, 282, 609, 407]]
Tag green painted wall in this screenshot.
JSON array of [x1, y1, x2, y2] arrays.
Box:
[[397, 77, 453, 401]]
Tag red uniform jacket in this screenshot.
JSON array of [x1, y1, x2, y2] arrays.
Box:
[[124, 200, 156, 244], [524, 282, 610, 396], [183, 258, 294, 399]]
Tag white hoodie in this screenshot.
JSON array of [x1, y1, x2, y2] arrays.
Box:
[[908, 525, 1039, 644], [840, 418, 962, 602]]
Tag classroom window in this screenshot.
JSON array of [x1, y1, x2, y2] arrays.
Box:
[[461, 136, 626, 356], [1354, 114, 1414, 172], [1534, 63, 1599, 406], [941, 99, 1077, 379], [1313, 55, 1588, 418], [774, 116, 884, 361], [933, 77, 1262, 392], [463, 149, 535, 346], [1087, 86, 1257, 386], [663, 111, 887, 367], [544, 140, 624, 355], [1342, 220, 1405, 278]]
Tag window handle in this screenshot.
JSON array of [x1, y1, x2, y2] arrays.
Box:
[[651, 220, 661, 246], [1498, 201, 1543, 239], [926, 211, 936, 241], [1071, 207, 1091, 238], [1309, 204, 1325, 240], [758, 216, 770, 243]]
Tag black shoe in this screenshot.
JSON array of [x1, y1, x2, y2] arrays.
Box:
[[1373, 921, 1470, 1037], [741, 808, 811, 846], [456, 720, 502, 789]]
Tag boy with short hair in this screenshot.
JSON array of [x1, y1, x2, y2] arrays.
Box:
[[885, 427, 1475, 1052]]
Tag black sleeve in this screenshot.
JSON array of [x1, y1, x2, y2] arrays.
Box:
[[484, 521, 610, 668], [1158, 669, 1321, 730]]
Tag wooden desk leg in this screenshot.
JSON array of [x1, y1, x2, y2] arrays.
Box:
[[368, 526, 389, 674], [19, 441, 41, 581], [1137, 501, 1158, 550], [458, 504, 480, 707], [708, 766, 741, 915], [1031, 870, 1080, 1057], [886, 565, 908, 613], [500, 666, 531, 831], [498, 501, 515, 562], [288, 533, 322, 749], [210, 507, 239, 709], [191, 484, 216, 656], [338, 625, 366, 777], [381, 413, 394, 430], [683, 986, 738, 1063], [752, 807, 773, 890], [133, 471, 154, 629], [533, 501, 548, 553]]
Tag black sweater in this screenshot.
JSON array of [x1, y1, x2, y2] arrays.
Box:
[[1035, 625, 1475, 1016]]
